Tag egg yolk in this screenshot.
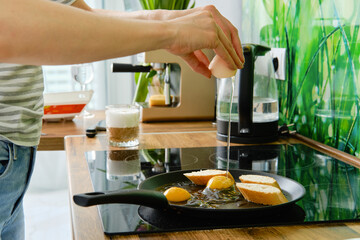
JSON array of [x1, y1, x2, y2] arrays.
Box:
[[206, 176, 234, 190], [163, 187, 191, 202]]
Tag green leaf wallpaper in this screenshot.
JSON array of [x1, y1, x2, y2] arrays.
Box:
[[241, 0, 359, 158]]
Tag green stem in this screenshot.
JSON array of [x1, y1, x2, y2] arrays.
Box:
[[288, 26, 342, 122], [140, 149, 157, 165], [333, 7, 360, 152]]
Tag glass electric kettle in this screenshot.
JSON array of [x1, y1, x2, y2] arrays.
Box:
[[216, 44, 279, 143]]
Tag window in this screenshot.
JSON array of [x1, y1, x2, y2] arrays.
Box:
[[42, 0, 242, 110], [43, 0, 142, 110]]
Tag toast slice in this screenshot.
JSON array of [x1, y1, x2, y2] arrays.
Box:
[[236, 183, 288, 206], [149, 95, 174, 107], [239, 174, 281, 189], [149, 95, 166, 107], [184, 169, 234, 185]]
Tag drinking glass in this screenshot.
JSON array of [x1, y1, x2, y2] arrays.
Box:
[[106, 150, 141, 181], [71, 63, 95, 118], [105, 104, 140, 147]]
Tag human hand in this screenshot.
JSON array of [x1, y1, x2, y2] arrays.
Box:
[[201, 5, 245, 65], [165, 6, 244, 78]]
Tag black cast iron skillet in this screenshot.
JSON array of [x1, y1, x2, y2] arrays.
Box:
[[73, 169, 305, 217]]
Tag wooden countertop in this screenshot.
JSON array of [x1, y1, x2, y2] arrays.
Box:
[[61, 112, 360, 240], [40, 110, 216, 151]]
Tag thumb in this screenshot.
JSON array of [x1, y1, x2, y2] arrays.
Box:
[[181, 52, 212, 78]]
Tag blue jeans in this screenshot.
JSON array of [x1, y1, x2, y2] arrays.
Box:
[[0, 140, 36, 240]]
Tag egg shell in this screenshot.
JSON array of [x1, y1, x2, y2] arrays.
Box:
[[209, 55, 237, 79]]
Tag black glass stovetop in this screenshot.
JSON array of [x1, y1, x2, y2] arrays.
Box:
[[84, 144, 360, 236]]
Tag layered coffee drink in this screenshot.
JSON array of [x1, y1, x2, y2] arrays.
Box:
[[107, 150, 140, 180], [105, 105, 140, 147]]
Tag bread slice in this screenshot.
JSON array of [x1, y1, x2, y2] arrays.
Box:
[[149, 95, 166, 107], [239, 174, 281, 189], [184, 169, 234, 185], [149, 95, 173, 107], [236, 183, 288, 206]]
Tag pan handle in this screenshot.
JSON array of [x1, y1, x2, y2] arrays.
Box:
[[73, 189, 169, 209]]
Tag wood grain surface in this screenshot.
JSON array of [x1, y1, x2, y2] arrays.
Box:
[[64, 122, 360, 240], [40, 110, 216, 150]]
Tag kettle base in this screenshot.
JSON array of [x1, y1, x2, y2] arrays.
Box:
[[216, 120, 279, 144], [216, 132, 278, 144]]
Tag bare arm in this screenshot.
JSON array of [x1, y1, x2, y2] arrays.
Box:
[[87, 4, 245, 65], [84, 3, 245, 75], [0, 0, 173, 64], [0, 0, 243, 77]]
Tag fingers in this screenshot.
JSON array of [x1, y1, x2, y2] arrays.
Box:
[[203, 5, 245, 66], [194, 50, 210, 66], [224, 19, 245, 64], [214, 24, 243, 70], [181, 52, 212, 78], [165, 6, 244, 74], [231, 30, 245, 64]]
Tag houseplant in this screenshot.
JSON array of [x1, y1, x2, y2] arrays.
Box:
[[139, 0, 195, 11]]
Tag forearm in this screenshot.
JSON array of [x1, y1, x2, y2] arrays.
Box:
[[0, 0, 174, 65], [0, 0, 243, 76], [91, 6, 200, 21]]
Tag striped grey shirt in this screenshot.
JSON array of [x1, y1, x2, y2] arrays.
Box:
[[0, 0, 76, 146]]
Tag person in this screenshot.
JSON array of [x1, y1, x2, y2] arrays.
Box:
[[0, 0, 244, 239]]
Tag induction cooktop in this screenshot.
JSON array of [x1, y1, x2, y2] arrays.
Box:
[[84, 144, 360, 236]]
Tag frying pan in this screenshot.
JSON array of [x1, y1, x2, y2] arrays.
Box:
[[73, 169, 305, 217]]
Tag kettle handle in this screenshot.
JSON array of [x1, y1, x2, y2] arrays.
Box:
[[238, 45, 255, 134]]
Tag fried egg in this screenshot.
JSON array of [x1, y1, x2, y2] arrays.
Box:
[[163, 187, 191, 202]]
